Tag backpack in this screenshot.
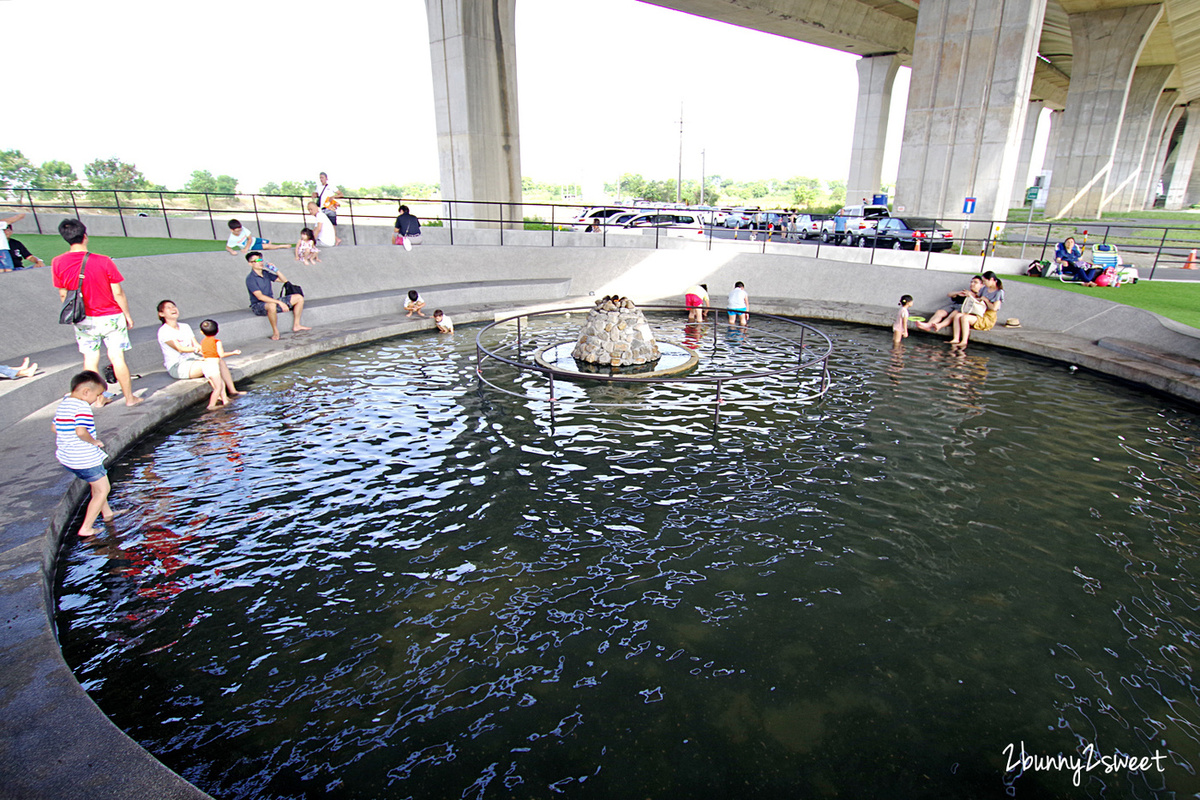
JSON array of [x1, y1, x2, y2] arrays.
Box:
[[1025, 260, 1043, 277]]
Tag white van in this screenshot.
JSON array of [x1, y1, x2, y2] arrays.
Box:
[[820, 204, 890, 245]]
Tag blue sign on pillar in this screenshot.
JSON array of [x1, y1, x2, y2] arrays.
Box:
[[963, 197, 977, 214]]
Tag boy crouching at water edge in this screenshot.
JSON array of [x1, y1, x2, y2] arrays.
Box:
[[54, 371, 118, 537], [199, 319, 241, 409], [434, 309, 453, 333]]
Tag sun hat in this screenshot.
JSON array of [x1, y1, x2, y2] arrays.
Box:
[[1003, 318, 1021, 328]]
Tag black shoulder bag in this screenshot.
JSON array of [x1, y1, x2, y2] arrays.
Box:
[[58, 253, 90, 325]]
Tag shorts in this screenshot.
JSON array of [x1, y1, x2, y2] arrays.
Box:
[[251, 237, 269, 250], [65, 463, 107, 482], [728, 308, 747, 314], [0, 251, 11, 270], [325, 211, 338, 226], [685, 294, 704, 308], [972, 310, 998, 331], [167, 354, 203, 379], [74, 313, 131, 355], [251, 299, 289, 316]]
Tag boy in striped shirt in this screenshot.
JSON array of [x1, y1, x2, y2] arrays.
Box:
[[54, 371, 116, 537]]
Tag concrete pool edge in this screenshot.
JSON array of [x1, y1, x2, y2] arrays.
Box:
[[4, 246, 1200, 798]]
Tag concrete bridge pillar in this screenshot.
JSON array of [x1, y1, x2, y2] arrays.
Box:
[[1107, 66, 1174, 212], [426, 0, 523, 228], [1043, 4, 1164, 219], [1135, 90, 1181, 209], [1142, 99, 1180, 209], [1009, 100, 1045, 208], [1166, 105, 1200, 209], [847, 54, 901, 205], [894, 0, 1046, 238]]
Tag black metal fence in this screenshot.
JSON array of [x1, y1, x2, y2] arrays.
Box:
[[4, 187, 1198, 276]]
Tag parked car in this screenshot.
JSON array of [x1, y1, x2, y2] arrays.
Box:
[[571, 207, 631, 231], [863, 217, 954, 251], [752, 211, 791, 231], [792, 213, 833, 239], [723, 208, 759, 229], [711, 207, 734, 227], [620, 212, 707, 238], [820, 203, 890, 245]]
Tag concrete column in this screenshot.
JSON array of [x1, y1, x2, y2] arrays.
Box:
[[1136, 90, 1180, 209], [894, 0, 1047, 239], [1009, 100, 1045, 207], [847, 54, 901, 205], [1166, 106, 1200, 209], [1186, 158, 1200, 207], [1043, 4, 1164, 219], [426, 0, 523, 228], [1106, 66, 1173, 211], [1042, 109, 1064, 175]]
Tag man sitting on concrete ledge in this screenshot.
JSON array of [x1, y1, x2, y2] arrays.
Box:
[[245, 251, 310, 340]]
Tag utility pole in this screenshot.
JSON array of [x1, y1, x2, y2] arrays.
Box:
[[700, 149, 706, 205], [677, 102, 683, 205]]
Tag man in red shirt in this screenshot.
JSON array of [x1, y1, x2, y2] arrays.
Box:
[[51, 219, 143, 407]]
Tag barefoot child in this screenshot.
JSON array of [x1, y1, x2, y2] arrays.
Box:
[[295, 227, 321, 265], [405, 290, 427, 317], [894, 294, 913, 346], [54, 371, 117, 537], [433, 309, 454, 333], [199, 319, 241, 409]]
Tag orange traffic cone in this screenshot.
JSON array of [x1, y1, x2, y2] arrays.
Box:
[[914, 238, 921, 253], [1186, 249, 1199, 269]]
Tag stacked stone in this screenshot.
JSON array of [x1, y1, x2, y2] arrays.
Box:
[[571, 296, 661, 367]]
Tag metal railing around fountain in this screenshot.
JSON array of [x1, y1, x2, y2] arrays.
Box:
[[474, 305, 833, 417]]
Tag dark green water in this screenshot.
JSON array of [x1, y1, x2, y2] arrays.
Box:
[[56, 317, 1200, 799]]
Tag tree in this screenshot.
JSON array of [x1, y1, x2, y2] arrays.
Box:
[[280, 179, 317, 196], [37, 160, 81, 191], [259, 182, 282, 195], [0, 150, 39, 191], [184, 170, 238, 195], [791, 177, 821, 209], [827, 179, 847, 206], [84, 157, 156, 191]]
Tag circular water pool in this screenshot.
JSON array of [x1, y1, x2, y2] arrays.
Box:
[[56, 317, 1200, 799]]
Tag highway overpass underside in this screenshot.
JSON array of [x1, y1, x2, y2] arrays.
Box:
[[427, 0, 1200, 225]]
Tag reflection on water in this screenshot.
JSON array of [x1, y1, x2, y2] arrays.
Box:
[[55, 319, 1200, 799]]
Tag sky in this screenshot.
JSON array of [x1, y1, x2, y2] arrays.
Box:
[[2, 0, 912, 196]]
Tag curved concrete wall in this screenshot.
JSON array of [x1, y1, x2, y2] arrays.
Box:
[[2, 241, 1198, 799]]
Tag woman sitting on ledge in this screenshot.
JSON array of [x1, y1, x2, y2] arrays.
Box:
[[156, 300, 242, 399]]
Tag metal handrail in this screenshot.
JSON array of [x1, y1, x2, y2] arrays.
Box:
[[5, 187, 1200, 270]]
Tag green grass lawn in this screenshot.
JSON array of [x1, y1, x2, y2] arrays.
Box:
[[1006, 273, 1200, 330], [11, 234, 226, 261]]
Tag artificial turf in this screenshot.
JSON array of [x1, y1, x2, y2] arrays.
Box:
[[1005, 273, 1200, 330], [10, 233, 226, 261]]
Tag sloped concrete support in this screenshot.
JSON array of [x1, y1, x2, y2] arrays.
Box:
[[1166, 105, 1200, 208], [847, 54, 901, 204], [895, 0, 1046, 238], [1107, 66, 1174, 211], [426, 0, 523, 228], [1009, 100, 1045, 207], [1137, 90, 1181, 209], [1187, 156, 1200, 207], [1044, 4, 1164, 219]]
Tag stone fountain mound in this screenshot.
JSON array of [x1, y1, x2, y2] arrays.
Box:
[[571, 296, 660, 368]]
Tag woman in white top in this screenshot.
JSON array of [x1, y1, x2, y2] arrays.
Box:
[[156, 300, 242, 397]]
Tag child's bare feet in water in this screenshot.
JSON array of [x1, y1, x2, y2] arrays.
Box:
[[78, 526, 97, 537]]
